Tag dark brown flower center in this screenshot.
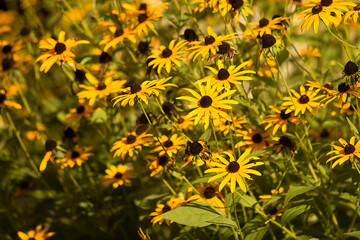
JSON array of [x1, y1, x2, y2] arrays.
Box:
[[127, 135, 136, 144], [280, 109, 291, 119], [75, 70, 86, 83], [164, 140, 173, 148], [262, 34, 276, 48], [64, 127, 76, 139], [162, 204, 171, 213], [114, 172, 123, 178], [20, 27, 30, 36], [205, 35, 215, 45], [45, 139, 57, 151], [0, 93, 6, 104], [138, 41, 149, 54], [269, 207, 279, 215], [184, 28, 197, 42], [55, 42, 66, 54], [76, 105, 85, 114], [252, 133, 263, 143], [71, 151, 80, 159], [321, 0, 332, 6], [158, 155, 169, 166], [217, 68, 230, 80], [162, 48, 172, 58], [218, 42, 230, 54], [203, 186, 216, 199], [229, 0, 244, 10], [130, 83, 142, 94], [2, 58, 13, 70], [299, 95, 310, 104], [178, 118, 184, 124], [139, 3, 147, 11], [324, 83, 333, 90], [338, 83, 350, 93], [162, 101, 174, 114], [320, 129, 329, 138], [312, 5, 323, 14], [190, 142, 203, 155], [354, 5, 360, 11], [138, 13, 148, 23], [97, 82, 107, 90], [2, 44, 12, 53], [259, 18, 269, 28], [199, 95, 213, 108], [28, 238, 35, 240], [115, 28, 124, 37], [344, 144, 355, 154], [344, 61, 359, 76], [279, 136, 293, 147], [227, 161, 240, 173], [99, 52, 112, 63]]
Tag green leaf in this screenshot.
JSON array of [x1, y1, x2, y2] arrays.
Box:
[[284, 186, 315, 206], [281, 205, 309, 225], [346, 117, 359, 139], [238, 194, 258, 208], [344, 231, 360, 238], [245, 228, 268, 240], [200, 129, 212, 142], [161, 202, 234, 228], [91, 108, 108, 123]]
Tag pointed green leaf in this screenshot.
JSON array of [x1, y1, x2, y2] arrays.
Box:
[[281, 205, 309, 225], [284, 186, 315, 206], [346, 117, 359, 139]]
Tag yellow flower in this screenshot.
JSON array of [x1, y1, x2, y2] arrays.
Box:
[[100, 26, 137, 52], [261, 105, 304, 135], [218, 0, 253, 21], [147, 155, 172, 177], [65, 104, 96, 127], [217, 116, 247, 136], [323, 82, 360, 107], [177, 80, 238, 129], [147, 40, 187, 74], [40, 139, 57, 172], [282, 85, 323, 116], [300, 46, 321, 57], [187, 183, 225, 209], [187, 26, 237, 61], [17, 224, 55, 240], [0, 87, 21, 109], [326, 137, 360, 168], [151, 134, 186, 157], [259, 187, 284, 200], [201, 60, 254, 91], [343, 5, 360, 24], [36, 31, 89, 73], [104, 164, 135, 188], [149, 195, 185, 225], [113, 77, 176, 107], [111, 131, 152, 160], [243, 16, 289, 38], [205, 150, 263, 193], [236, 127, 272, 152], [56, 145, 93, 168], [77, 73, 126, 106]]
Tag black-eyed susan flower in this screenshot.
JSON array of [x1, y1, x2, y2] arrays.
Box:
[[65, 103, 96, 127], [40, 139, 57, 172], [265, 206, 285, 224], [344, 5, 360, 24], [100, 26, 136, 52], [149, 195, 185, 225], [169, 115, 195, 131], [0, 87, 21, 109], [104, 164, 135, 188], [56, 145, 92, 168], [147, 40, 187, 74], [177, 80, 239, 130], [205, 150, 263, 193], [191, 0, 219, 13], [305, 80, 334, 94], [113, 77, 176, 107], [261, 105, 304, 135], [219, 0, 253, 21], [343, 61, 359, 81], [187, 26, 237, 61], [243, 17, 289, 38], [182, 140, 211, 169], [300, 46, 321, 57], [247, 56, 278, 78], [111, 131, 152, 160], [17, 224, 55, 240], [334, 102, 357, 115], [282, 85, 323, 116], [298, 2, 338, 33], [321, 82, 360, 107], [218, 116, 247, 136], [326, 137, 360, 168], [201, 60, 255, 91], [259, 187, 284, 200], [273, 136, 297, 154], [151, 134, 186, 158], [36, 31, 89, 73], [187, 183, 225, 209], [236, 127, 272, 152], [318, 0, 356, 18], [147, 155, 172, 177], [77, 73, 126, 106]]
